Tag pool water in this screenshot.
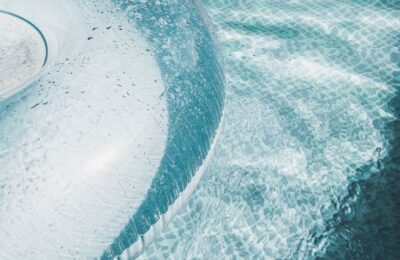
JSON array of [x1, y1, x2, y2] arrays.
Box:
[[0, 0, 223, 258], [0, 10, 47, 98], [0, 0, 399, 259], [141, 0, 400, 259]]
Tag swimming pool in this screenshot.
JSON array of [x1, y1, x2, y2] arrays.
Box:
[[141, 0, 400, 259], [0, 0, 399, 259]]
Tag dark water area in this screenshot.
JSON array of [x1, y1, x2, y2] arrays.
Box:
[[310, 36, 400, 259], [327, 67, 400, 260]]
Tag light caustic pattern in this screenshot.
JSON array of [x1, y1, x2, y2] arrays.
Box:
[[0, 0, 224, 259], [142, 0, 400, 259]]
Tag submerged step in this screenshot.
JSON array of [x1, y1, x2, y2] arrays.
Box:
[[0, 1, 168, 258], [0, 0, 224, 259], [0, 10, 47, 99]]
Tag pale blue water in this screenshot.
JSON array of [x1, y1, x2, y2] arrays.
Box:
[[138, 0, 400, 259], [101, 1, 224, 258], [1, 0, 399, 259]]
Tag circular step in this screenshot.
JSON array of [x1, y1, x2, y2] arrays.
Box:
[[0, 10, 47, 99]]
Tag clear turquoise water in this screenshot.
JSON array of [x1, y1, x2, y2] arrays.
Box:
[[102, 1, 224, 258], [1, 0, 399, 259], [140, 0, 400, 259]]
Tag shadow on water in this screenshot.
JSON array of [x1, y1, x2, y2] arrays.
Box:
[[224, 21, 300, 39], [348, 0, 400, 10], [297, 33, 400, 259], [328, 61, 400, 260]]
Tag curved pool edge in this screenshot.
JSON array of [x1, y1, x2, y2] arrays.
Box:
[[101, 1, 226, 258], [0, 0, 170, 258], [0, 9, 48, 101], [0, 10, 48, 66], [117, 111, 225, 259], [0, 0, 225, 258]]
